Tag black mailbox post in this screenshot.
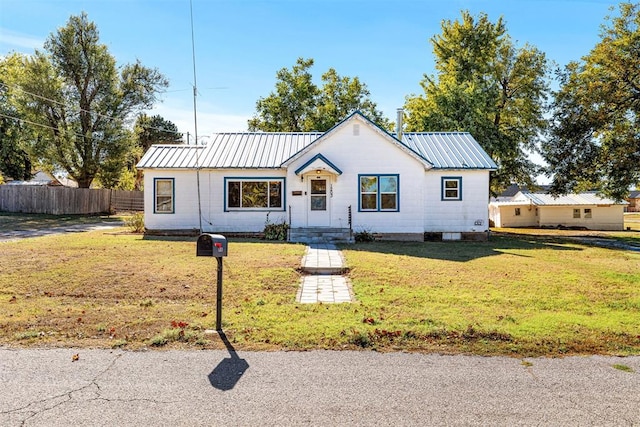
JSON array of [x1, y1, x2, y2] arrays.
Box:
[[197, 234, 227, 331]]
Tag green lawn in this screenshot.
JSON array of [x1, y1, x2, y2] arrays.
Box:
[[0, 221, 638, 356]]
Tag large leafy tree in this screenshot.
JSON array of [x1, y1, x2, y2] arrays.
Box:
[[248, 57, 389, 132], [542, 2, 640, 201], [313, 68, 389, 131], [248, 58, 318, 132], [130, 114, 182, 190], [6, 13, 168, 188], [134, 114, 183, 152], [0, 58, 32, 181], [404, 11, 549, 195]]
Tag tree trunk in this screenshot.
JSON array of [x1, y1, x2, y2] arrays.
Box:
[[76, 176, 93, 188]]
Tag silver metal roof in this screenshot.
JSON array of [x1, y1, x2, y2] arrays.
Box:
[[137, 131, 496, 170], [137, 144, 205, 169], [200, 133, 322, 168], [399, 132, 497, 170], [520, 191, 627, 206], [490, 191, 627, 206]]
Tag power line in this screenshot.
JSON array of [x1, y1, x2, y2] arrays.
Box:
[[161, 86, 228, 93], [0, 81, 186, 138], [0, 111, 106, 143]]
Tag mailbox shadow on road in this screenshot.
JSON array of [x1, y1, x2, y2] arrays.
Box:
[[208, 331, 249, 391]]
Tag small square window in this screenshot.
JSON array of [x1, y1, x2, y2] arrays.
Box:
[[584, 208, 592, 218], [442, 177, 462, 201], [515, 208, 521, 216], [573, 209, 581, 218]]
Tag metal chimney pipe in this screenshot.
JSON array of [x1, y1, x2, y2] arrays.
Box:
[[396, 108, 404, 141]]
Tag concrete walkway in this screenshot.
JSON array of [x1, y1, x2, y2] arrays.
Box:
[[297, 243, 354, 304]]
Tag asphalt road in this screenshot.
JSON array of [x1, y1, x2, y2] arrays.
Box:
[[1, 347, 638, 426]]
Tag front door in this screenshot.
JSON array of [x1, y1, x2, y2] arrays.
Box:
[[307, 177, 331, 226]]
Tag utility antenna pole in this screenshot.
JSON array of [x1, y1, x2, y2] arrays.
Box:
[[190, 0, 203, 232], [190, 0, 199, 146]]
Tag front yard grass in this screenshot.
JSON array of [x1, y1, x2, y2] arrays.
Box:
[[1, 226, 639, 356]]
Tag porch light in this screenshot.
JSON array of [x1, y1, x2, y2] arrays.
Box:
[[316, 169, 322, 174]]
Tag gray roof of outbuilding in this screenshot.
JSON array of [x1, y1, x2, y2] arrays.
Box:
[[521, 191, 627, 206], [491, 191, 627, 206], [138, 131, 496, 170]]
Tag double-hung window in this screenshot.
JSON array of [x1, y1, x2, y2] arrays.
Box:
[[359, 174, 399, 212], [154, 178, 175, 214], [442, 177, 462, 201], [225, 178, 284, 210]]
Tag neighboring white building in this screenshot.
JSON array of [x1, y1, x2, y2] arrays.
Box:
[[4, 170, 78, 187], [137, 111, 497, 241], [489, 191, 627, 231], [5, 170, 61, 186]]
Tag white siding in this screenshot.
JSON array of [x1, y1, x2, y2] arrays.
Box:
[[143, 169, 289, 232], [287, 120, 425, 234], [539, 205, 624, 230], [490, 204, 538, 228], [143, 170, 201, 230], [423, 170, 491, 232]]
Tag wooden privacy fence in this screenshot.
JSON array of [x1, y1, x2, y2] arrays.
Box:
[[0, 186, 144, 215], [110, 189, 145, 212]]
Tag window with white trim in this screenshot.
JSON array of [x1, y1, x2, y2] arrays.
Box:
[[226, 178, 284, 210], [515, 208, 521, 216], [584, 208, 592, 218], [442, 177, 462, 201], [154, 178, 174, 214], [359, 175, 399, 211], [573, 208, 581, 218]]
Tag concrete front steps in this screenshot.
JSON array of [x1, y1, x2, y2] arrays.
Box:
[[288, 227, 354, 244]]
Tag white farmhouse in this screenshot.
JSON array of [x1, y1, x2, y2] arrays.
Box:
[[137, 111, 497, 242]]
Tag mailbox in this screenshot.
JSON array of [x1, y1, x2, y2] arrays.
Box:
[[197, 233, 227, 257]]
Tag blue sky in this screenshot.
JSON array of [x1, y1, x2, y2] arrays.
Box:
[[1, 0, 618, 143]]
